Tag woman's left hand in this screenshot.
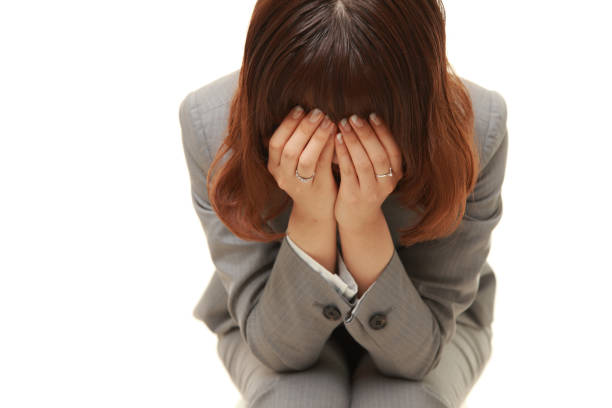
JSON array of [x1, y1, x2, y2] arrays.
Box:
[[333, 113, 404, 230]]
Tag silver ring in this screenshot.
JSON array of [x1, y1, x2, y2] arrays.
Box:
[[295, 169, 315, 183], [375, 167, 393, 179]]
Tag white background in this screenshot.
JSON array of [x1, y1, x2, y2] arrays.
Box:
[[1, 1, 611, 407]]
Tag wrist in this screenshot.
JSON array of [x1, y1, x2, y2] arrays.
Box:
[[291, 203, 335, 224], [337, 208, 384, 233], [287, 206, 338, 274]]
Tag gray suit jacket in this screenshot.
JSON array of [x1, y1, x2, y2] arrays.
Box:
[[179, 69, 508, 381]]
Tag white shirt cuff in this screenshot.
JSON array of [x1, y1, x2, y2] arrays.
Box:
[[285, 234, 358, 300]]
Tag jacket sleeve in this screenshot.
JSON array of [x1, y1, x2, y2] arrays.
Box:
[[286, 235, 359, 300], [341, 90, 509, 381], [179, 91, 356, 373]]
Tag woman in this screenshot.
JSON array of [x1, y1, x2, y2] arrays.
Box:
[[179, 0, 508, 407]]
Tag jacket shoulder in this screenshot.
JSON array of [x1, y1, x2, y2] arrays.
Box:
[[185, 69, 240, 113], [178, 69, 240, 164], [179, 71, 507, 173], [459, 77, 508, 170]]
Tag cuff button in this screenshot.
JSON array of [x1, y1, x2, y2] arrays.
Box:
[[369, 313, 387, 330], [323, 304, 341, 321]]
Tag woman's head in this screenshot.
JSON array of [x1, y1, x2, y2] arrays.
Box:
[[208, 0, 479, 246], [246, 0, 448, 153]]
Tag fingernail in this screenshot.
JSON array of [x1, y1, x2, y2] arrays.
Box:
[[309, 108, 322, 122], [350, 114, 363, 127], [336, 132, 343, 144], [292, 105, 304, 118], [369, 112, 381, 125], [340, 118, 349, 130]]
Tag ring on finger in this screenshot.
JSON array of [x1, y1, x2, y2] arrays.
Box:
[[296, 169, 315, 183], [375, 167, 393, 179]]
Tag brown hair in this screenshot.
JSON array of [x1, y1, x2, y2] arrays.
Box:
[[207, 0, 479, 246]]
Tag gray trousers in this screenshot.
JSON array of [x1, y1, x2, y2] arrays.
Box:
[[217, 322, 493, 408]]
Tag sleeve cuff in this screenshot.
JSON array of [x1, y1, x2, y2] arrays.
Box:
[[286, 234, 358, 300]]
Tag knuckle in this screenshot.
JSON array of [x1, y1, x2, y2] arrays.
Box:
[[298, 156, 315, 170], [311, 133, 327, 147], [277, 177, 288, 191], [356, 160, 371, 171], [282, 147, 299, 161], [372, 156, 388, 169], [269, 140, 284, 151], [294, 126, 308, 140]]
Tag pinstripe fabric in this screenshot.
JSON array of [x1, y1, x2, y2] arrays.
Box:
[[223, 321, 489, 407], [285, 234, 359, 300], [285, 234, 382, 322], [179, 69, 507, 407]]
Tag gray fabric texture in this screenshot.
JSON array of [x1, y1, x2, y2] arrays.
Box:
[[179, 68, 507, 404]]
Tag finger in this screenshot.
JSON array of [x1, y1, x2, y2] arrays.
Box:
[[268, 105, 305, 169], [315, 122, 337, 174], [298, 115, 336, 178], [334, 131, 359, 188], [348, 114, 393, 186], [367, 113, 403, 179], [279, 108, 326, 175], [339, 117, 375, 190]]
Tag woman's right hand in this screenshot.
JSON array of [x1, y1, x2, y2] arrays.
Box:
[[267, 106, 338, 221]]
